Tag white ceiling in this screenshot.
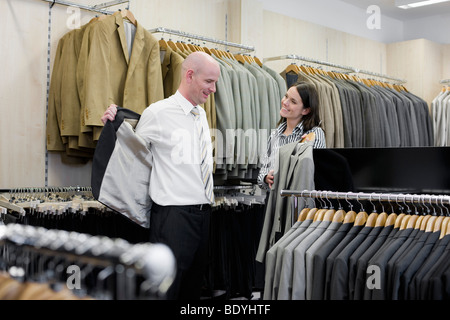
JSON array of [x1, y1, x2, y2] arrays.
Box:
[[339, 0, 450, 20]]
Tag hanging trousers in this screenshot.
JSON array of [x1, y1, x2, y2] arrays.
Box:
[[149, 202, 211, 300]]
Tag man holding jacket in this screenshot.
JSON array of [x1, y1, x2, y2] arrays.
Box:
[[100, 51, 221, 300]]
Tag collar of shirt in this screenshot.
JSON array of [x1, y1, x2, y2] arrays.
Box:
[[277, 121, 304, 136], [173, 90, 198, 115]]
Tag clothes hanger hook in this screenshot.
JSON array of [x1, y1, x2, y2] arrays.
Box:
[[369, 193, 377, 213], [378, 193, 385, 213], [356, 193, 364, 212], [345, 193, 353, 211]]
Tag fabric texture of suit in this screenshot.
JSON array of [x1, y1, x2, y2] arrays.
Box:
[[91, 107, 152, 228], [81, 14, 164, 131], [256, 140, 315, 263]]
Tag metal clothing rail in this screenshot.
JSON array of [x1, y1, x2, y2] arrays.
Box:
[[149, 27, 255, 53], [264, 54, 355, 73], [39, 0, 129, 15], [352, 68, 406, 84], [440, 79, 450, 84], [263, 54, 406, 84], [280, 189, 450, 206], [0, 223, 176, 299], [214, 185, 255, 190]]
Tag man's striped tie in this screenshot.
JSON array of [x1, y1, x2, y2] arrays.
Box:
[[191, 107, 214, 203]]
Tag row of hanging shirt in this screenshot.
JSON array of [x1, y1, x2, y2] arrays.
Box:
[[431, 84, 450, 146], [281, 64, 434, 148], [263, 191, 450, 300]]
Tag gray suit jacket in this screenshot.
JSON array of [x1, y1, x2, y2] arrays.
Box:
[[92, 108, 152, 228], [256, 140, 315, 263]]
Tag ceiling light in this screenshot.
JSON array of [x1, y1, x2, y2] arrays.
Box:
[[395, 0, 450, 9]]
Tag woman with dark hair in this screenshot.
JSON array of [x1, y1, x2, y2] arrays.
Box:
[[257, 82, 326, 190]]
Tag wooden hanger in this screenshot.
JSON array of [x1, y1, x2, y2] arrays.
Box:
[[332, 209, 346, 223], [285, 63, 299, 74], [425, 215, 438, 232], [394, 213, 406, 229], [385, 213, 397, 227], [159, 38, 169, 50], [343, 210, 356, 224], [375, 212, 388, 227], [167, 40, 178, 51], [305, 207, 318, 221], [254, 56, 263, 67], [414, 215, 425, 229], [118, 9, 136, 26], [407, 215, 420, 229], [297, 207, 310, 222], [234, 54, 247, 65], [313, 208, 327, 222], [440, 216, 450, 239], [202, 46, 212, 55], [323, 208, 336, 222], [354, 211, 368, 226], [210, 48, 221, 57], [419, 215, 431, 231], [365, 212, 378, 227], [399, 215, 411, 230], [433, 216, 446, 233], [187, 43, 197, 52]]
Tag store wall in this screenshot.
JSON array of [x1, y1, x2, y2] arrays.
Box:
[[387, 39, 443, 106], [1, 0, 449, 190], [261, 10, 387, 76]]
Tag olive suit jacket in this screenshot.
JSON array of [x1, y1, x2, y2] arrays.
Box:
[[80, 13, 164, 133]]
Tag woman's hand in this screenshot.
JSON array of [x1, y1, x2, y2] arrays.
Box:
[[265, 170, 274, 189]]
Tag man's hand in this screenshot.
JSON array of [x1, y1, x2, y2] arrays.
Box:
[[101, 104, 118, 125]]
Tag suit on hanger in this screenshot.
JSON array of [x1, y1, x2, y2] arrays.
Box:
[[264, 218, 313, 300], [47, 32, 69, 153], [276, 219, 320, 299], [304, 220, 342, 299], [364, 227, 414, 300], [347, 225, 383, 299], [329, 225, 373, 300], [403, 233, 449, 299], [256, 140, 315, 263], [310, 222, 354, 300], [291, 219, 333, 300], [391, 230, 440, 299], [80, 14, 164, 132], [323, 224, 364, 299], [353, 224, 397, 299]]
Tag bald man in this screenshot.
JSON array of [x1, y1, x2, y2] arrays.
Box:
[[101, 52, 221, 300]]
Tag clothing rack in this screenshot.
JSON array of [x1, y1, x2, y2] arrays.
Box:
[[263, 54, 406, 84], [149, 27, 255, 53], [39, 0, 129, 15], [264, 54, 355, 73], [0, 223, 175, 299], [281, 190, 450, 207], [440, 79, 450, 84]]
